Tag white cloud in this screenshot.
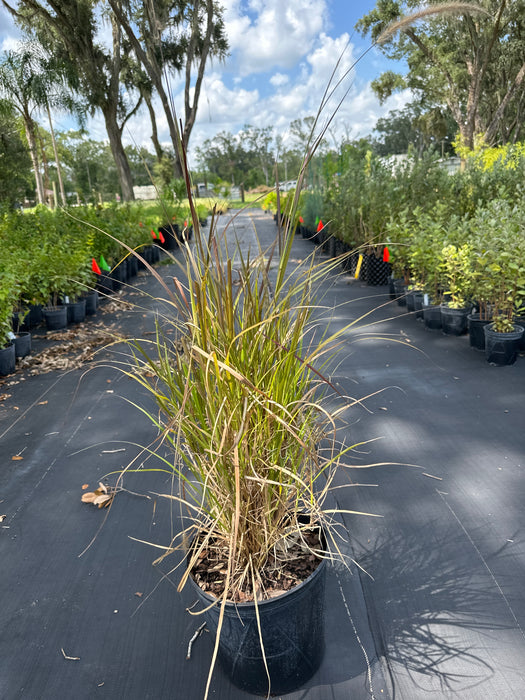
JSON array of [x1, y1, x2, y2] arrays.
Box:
[[1, 0, 411, 170], [222, 0, 327, 74], [269, 73, 289, 87], [117, 27, 412, 164]]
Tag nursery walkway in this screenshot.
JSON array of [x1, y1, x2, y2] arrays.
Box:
[[1, 208, 525, 699]]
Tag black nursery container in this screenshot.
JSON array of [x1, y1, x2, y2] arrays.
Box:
[[13, 332, 31, 359], [13, 305, 43, 331], [484, 324, 524, 366], [111, 263, 128, 290], [413, 292, 424, 320], [422, 303, 442, 330], [0, 342, 16, 376], [127, 255, 138, 278], [66, 299, 86, 324], [84, 290, 99, 316], [96, 272, 114, 296], [42, 306, 68, 331], [158, 223, 180, 250], [190, 555, 327, 696], [467, 313, 491, 350], [393, 278, 407, 306], [441, 306, 470, 336]]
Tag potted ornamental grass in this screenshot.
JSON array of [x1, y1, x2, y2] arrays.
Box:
[[104, 80, 409, 690], [120, 168, 372, 696]]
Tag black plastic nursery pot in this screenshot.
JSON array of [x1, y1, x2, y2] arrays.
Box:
[[467, 313, 491, 351], [515, 316, 525, 351], [388, 275, 397, 300], [422, 303, 442, 330], [484, 324, 524, 366], [393, 279, 407, 306], [66, 299, 86, 324], [158, 223, 181, 250], [190, 554, 327, 696], [151, 244, 162, 263], [110, 266, 125, 291], [342, 250, 357, 276], [96, 272, 114, 296], [13, 332, 31, 359], [127, 255, 138, 278], [406, 290, 417, 312], [413, 292, 424, 320], [0, 342, 16, 376], [42, 306, 68, 331], [84, 290, 99, 316], [441, 306, 470, 336], [13, 305, 42, 331]]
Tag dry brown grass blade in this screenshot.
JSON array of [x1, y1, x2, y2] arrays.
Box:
[[377, 3, 489, 45]]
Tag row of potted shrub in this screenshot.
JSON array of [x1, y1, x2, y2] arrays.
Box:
[[296, 195, 525, 365], [384, 198, 525, 364], [0, 204, 200, 374]]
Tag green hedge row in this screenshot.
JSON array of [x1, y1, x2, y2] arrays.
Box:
[[0, 203, 156, 346]]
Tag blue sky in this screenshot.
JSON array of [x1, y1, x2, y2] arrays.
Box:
[[0, 0, 409, 160]]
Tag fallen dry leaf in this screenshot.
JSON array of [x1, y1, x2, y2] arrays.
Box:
[[100, 298, 133, 314], [0, 393, 11, 401], [17, 323, 127, 376], [38, 401, 48, 405], [0, 515, 6, 522], [81, 482, 115, 508], [93, 494, 112, 507], [81, 484, 89, 490], [11, 455, 23, 461]]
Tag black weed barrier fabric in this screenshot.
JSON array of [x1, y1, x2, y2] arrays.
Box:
[[1, 209, 525, 699]]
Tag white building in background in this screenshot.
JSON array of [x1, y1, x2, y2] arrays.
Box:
[[380, 154, 461, 175], [133, 185, 157, 200]]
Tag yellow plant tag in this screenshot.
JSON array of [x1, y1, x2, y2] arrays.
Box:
[[354, 254, 363, 279]]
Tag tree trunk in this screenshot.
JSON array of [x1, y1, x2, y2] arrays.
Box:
[[102, 106, 135, 201], [46, 101, 67, 206], [182, 0, 214, 157], [23, 114, 45, 205], [145, 92, 163, 163], [484, 60, 525, 145], [105, 0, 183, 179], [39, 130, 51, 203], [153, 75, 183, 178]]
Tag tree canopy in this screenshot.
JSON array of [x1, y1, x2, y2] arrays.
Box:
[[357, 0, 525, 148], [0, 100, 32, 206]]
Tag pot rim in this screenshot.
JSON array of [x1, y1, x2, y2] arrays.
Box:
[[189, 547, 328, 609], [484, 323, 524, 336]]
